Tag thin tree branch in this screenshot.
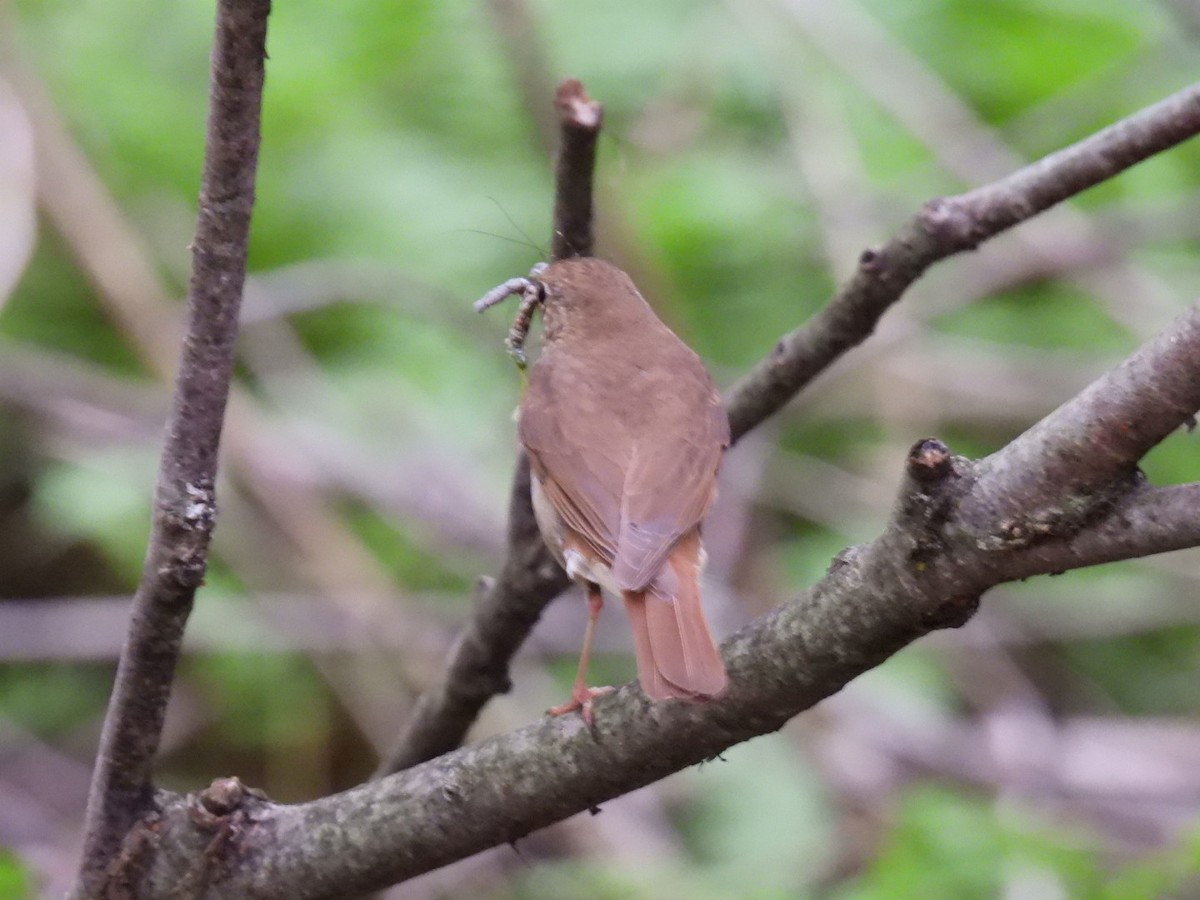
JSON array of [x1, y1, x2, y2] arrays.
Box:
[[777, 0, 1183, 340], [550, 78, 602, 260], [374, 78, 601, 777], [378, 80, 1200, 777], [725, 80, 1200, 441], [133, 297, 1200, 895], [70, 1, 270, 896]]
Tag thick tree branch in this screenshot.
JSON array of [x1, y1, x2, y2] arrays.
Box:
[[379, 80, 1200, 776], [940, 300, 1200, 579], [979, 301, 1200, 523], [70, 2, 270, 896], [725, 80, 1200, 441], [1010, 481, 1200, 574], [134, 298, 1200, 896]]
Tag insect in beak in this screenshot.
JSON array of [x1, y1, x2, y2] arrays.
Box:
[[474, 262, 548, 369]]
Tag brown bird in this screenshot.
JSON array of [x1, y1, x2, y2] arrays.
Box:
[[476, 257, 729, 721]]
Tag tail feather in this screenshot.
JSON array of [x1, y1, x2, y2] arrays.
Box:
[[622, 591, 685, 700], [622, 531, 727, 700]]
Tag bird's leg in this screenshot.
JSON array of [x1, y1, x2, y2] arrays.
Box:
[[548, 583, 614, 726]]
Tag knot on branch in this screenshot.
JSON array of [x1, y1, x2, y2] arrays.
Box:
[[907, 437, 953, 483], [919, 196, 980, 250], [555, 78, 602, 131], [858, 246, 884, 272], [189, 776, 268, 828], [158, 480, 218, 589], [978, 469, 1145, 553], [171, 778, 269, 897], [182, 481, 217, 530], [894, 437, 970, 565], [195, 777, 247, 820], [985, 512, 1062, 550]]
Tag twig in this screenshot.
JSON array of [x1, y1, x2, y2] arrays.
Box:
[[69, 2, 270, 896], [134, 298, 1200, 895], [550, 78, 602, 260], [1006, 480, 1200, 572], [725, 80, 1200, 441], [374, 78, 600, 777], [378, 80, 1200, 777]]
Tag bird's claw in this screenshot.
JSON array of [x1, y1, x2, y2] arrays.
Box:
[[548, 685, 615, 729]]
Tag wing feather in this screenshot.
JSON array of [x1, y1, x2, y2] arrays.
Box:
[[518, 329, 728, 588]]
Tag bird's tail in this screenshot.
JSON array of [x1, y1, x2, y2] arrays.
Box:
[[622, 531, 727, 700]]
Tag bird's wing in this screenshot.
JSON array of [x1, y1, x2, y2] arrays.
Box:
[[520, 344, 728, 590], [609, 369, 727, 591], [519, 357, 624, 562]]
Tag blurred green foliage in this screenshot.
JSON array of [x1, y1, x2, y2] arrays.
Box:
[[3, 0, 1200, 895], [0, 851, 33, 900], [837, 787, 1098, 899]]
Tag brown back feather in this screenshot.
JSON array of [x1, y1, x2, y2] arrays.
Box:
[[517, 258, 728, 591]]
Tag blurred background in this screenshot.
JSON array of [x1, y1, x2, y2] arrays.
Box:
[[1, 0, 1200, 896]]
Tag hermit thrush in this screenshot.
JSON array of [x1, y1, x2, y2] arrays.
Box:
[[477, 257, 729, 721]]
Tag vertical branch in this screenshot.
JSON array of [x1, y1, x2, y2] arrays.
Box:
[[375, 78, 603, 777], [550, 78, 602, 259], [71, 1, 271, 896]]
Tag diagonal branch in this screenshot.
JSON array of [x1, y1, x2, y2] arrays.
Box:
[[725, 80, 1200, 441], [375, 461, 570, 774], [1009, 481, 1200, 575], [69, 1, 270, 896], [978, 300, 1200, 522], [378, 80, 1200, 776], [136, 297, 1200, 898], [375, 78, 602, 776]]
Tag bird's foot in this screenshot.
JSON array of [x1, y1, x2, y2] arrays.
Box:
[[547, 685, 615, 728]]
